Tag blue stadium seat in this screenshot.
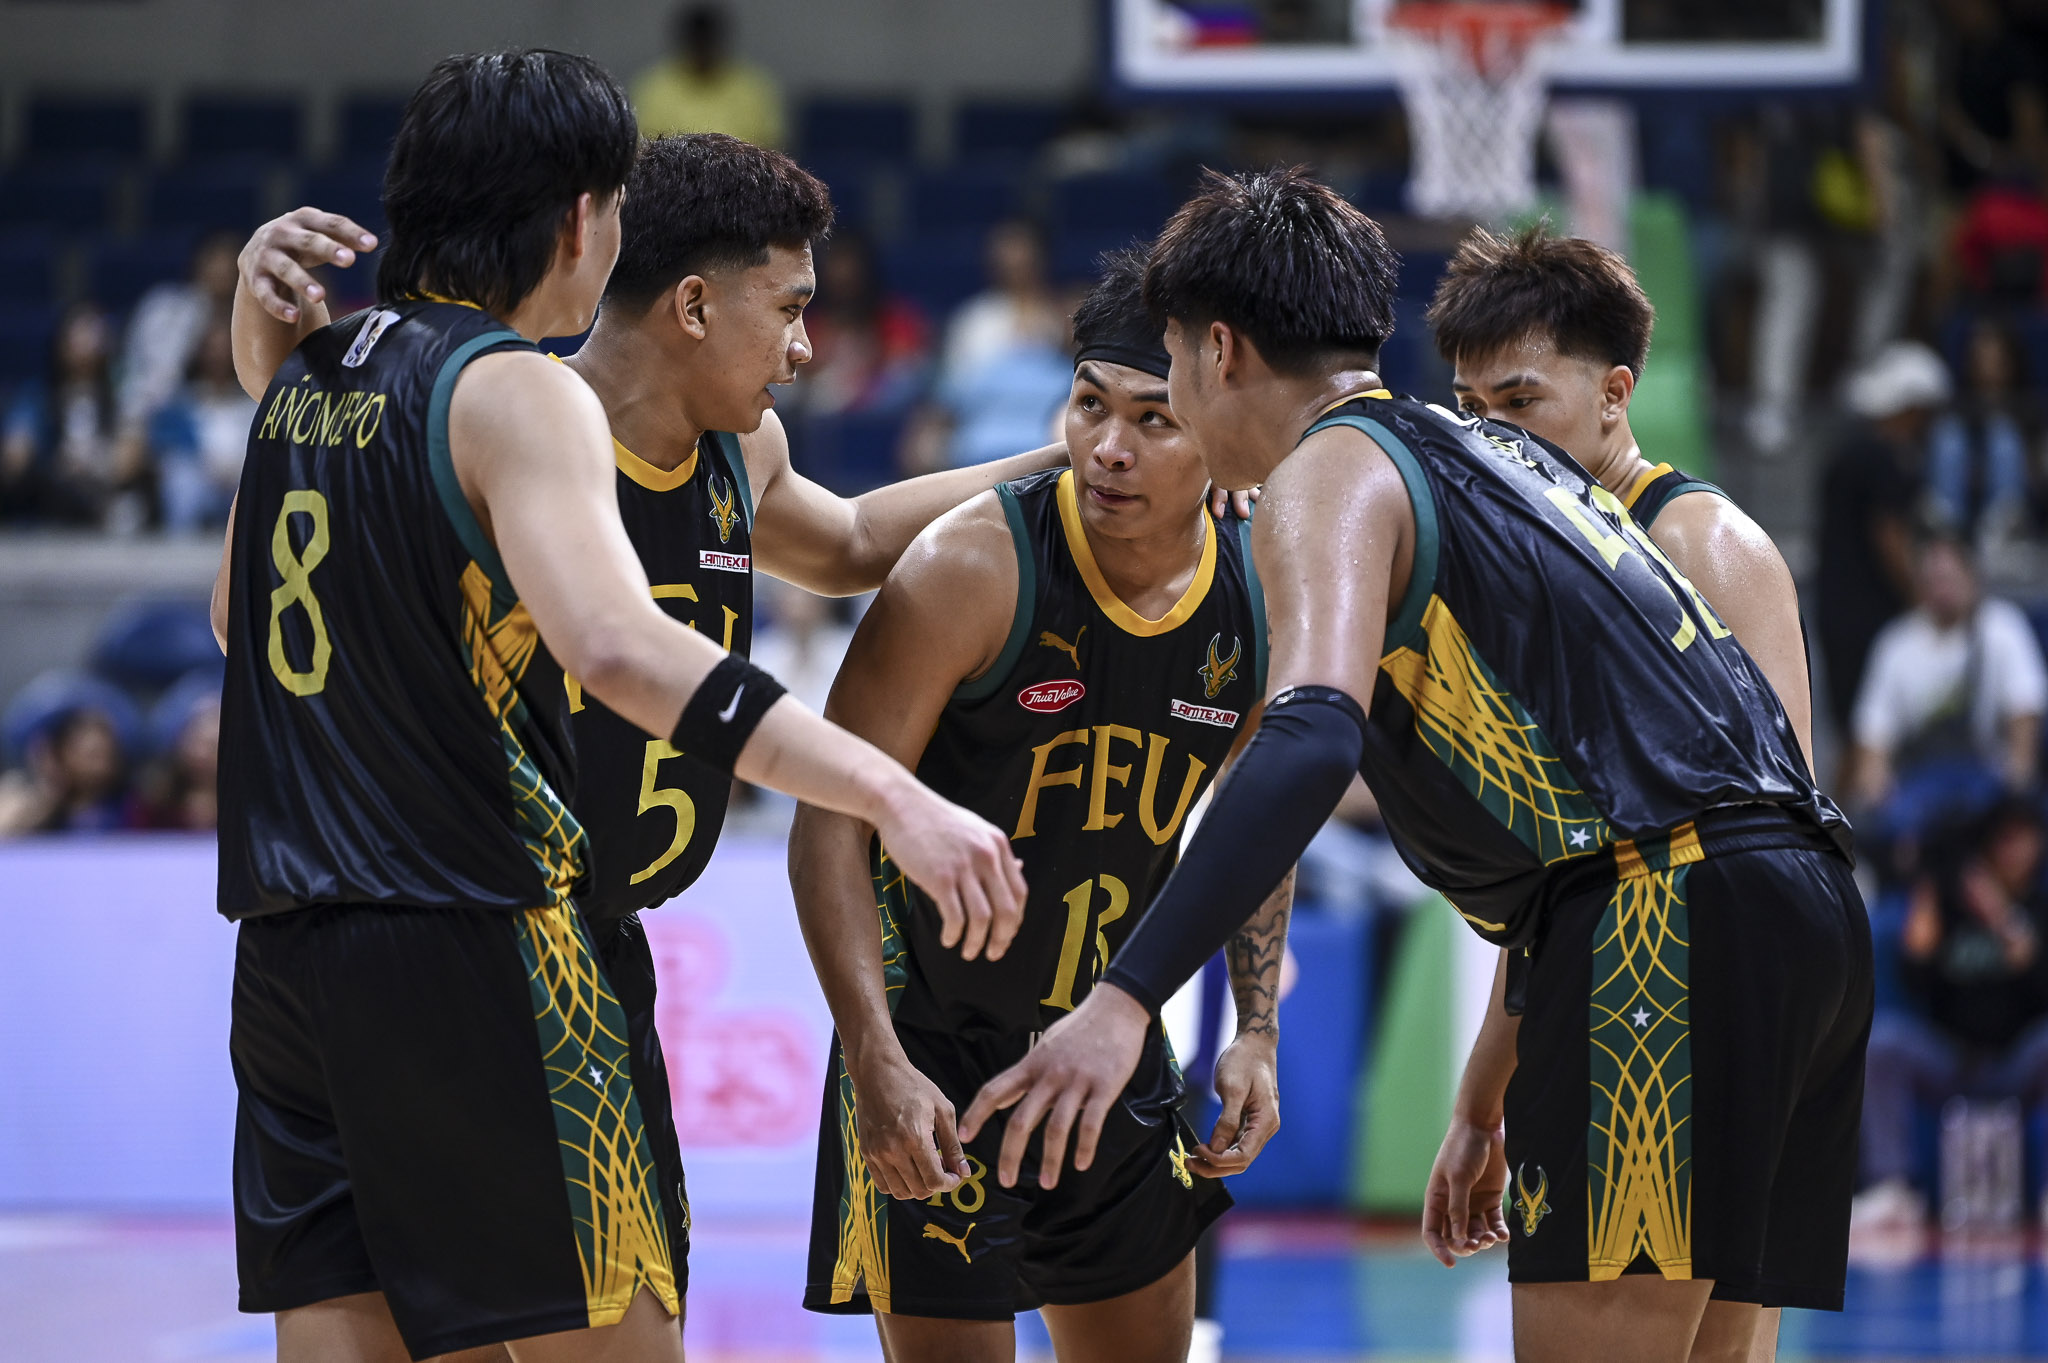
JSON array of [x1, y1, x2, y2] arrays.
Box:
[[337, 95, 409, 166], [84, 236, 199, 311], [0, 233, 58, 306], [22, 96, 149, 160], [791, 409, 910, 494], [955, 102, 1062, 160], [799, 98, 916, 162], [143, 165, 266, 233], [1047, 172, 1179, 240], [181, 95, 303, 160], [0, 163, 120, 234], [296, 165, 386, 236], [880, 232, 986, 320], [905, 165, 1023, 236], [1, 669, 144, 765], [1050, 230, 1142, 286], [91, 599, 223, 692], [1397, 249, 1450, 302], [798, 154, 876, 231], [148, 666, 224, 756], [0, 303, 59, 384]]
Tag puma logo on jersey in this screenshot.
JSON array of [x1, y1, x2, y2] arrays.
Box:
[[708, 475, 741, 544], [1039, 626, 1085, 670], [922, 1221, 976, 1264], [1512, 1164, 1551, 1236], [1169, 1134, 1193, 1189], [1200, 634, 1241, 699]]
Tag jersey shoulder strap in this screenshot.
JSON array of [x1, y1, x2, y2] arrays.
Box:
[[953, 472, 1045, 701], [706, 429, 754, 528], [1300, 396, 1443, 656], [1621, 462, 1727, 529], [1233, 514, 1269, 694], [422, 323, 536, 609]]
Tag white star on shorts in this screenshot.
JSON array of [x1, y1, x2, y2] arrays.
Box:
[[1631, 1007, 1651, 1029], [1568, 827, 1591, 849], [589, 1064, 604, 1088]]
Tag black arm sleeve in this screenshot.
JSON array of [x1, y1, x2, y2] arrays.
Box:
[[1100, 685, 1367, 1015]]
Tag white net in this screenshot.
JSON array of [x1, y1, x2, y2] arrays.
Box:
[[1388, 9, 1564, 221]]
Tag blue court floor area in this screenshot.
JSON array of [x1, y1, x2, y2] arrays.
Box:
[[4, 1212, 2045, 1362]]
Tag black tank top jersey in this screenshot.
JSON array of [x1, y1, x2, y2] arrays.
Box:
[[568, 430, 754, 925], [1316, 395, 1847, 947], [878, 467, 1268, 1037], [1621, 460, 1726, 529], [218, 300, 585, 919]]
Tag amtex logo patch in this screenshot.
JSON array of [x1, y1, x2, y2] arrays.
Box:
[[1018, 680, 1085, 714]]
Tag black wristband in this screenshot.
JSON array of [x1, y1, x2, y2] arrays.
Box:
[[671, 653, 788, 775]]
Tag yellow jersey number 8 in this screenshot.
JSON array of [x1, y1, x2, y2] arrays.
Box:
[[267, 490, 333, 696]]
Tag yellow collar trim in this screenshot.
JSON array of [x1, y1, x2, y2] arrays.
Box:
[[1621, 461, 1674, 511], [418, 290, 484, 311], [1315, 388, 1393, 421], [1055, 469, 1216, 638], [540, 355, 700, 490]]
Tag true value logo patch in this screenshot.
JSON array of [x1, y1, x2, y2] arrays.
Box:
[[1169, 698, 1239, 728], [1019, 680, 1085, 714]]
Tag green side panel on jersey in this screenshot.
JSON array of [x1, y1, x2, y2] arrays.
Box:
[[1237, 516, 1269, 694], [953, 481, 1038, 702], [709, 430, 755, 528], [1302, 413, 1439, 654], [1354, 896, 1459, 1213], [869, 840, 912, 1012], [426, 329, 527, 612]]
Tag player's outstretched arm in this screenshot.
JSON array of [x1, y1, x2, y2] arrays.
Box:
[[1422, 949, 1515, 1267], [961, 426, 1414, 1190], [789, 496, 1018, 1199], [456, 356, 1025, 953], [1648, 493, 1815, 768], [230, 208, 379, 400], [741, 408, 1065, 596]]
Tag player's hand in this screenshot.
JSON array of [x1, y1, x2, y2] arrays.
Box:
[[1208, 484, 1261, 521], [240, 207, 378, 324], [1421, 1115, 1509, 1267], [1189, 1032, 1279, 1177], [959, 981, 1148, 1190], [848, 1048, 972, 1201], [875, 779, 1025, 963]]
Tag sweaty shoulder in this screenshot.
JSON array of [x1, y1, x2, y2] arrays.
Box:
[[1644, 486, 1786, 591], [881, 489, 1020, 684]]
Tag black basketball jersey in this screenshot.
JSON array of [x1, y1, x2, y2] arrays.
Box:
[[218, 300, 586, 919], [568, 430, 755, 925], [1621, 460, 1726, 529], [878, 467, 1267, 1037], [1319, 395, 1847, 947]]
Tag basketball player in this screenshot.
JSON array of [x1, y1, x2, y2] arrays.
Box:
[[1419, 224, 1820, 1358], [212, 52, 1021, 1363], [790, 250, 1290, 1362], [238, 131, 1082, 1318], [963, 169, 1872, 1363]]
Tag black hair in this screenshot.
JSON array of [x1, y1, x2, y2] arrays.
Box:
[[1071, 245, 1170, 376], [376, 49, 638, 317], [1427, 223, 1654, 378], [1144, 166, 1399, 374], [604, 133, 834, 310]]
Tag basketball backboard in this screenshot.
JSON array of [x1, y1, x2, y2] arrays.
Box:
[[1110, 0, 1865, 94]]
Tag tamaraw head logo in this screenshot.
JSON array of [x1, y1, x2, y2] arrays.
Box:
[[708, 474, 741, 544], [1512, 1163, 1551, 1236], [1199, 634, 1242, 699]]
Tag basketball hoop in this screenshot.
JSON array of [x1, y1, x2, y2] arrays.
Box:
[[1387, 2, 1573, 221]]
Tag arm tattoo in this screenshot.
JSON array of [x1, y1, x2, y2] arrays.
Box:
[[1226, 870, 1294, 1040]]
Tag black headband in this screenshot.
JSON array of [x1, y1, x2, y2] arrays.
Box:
[[1074, 342, 1172, 382]]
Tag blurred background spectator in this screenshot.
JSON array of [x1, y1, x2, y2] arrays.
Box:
[[787, 233, 930, 419], [1, 302, 144, 530], [147, 316, 252, 533], [1929, 317, 2033, 548], [0, 701, 133, 834], [631, 2, 786, 147]]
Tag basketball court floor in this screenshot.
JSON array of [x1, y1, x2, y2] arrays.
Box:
[[6, 1212, 2042, 1362]]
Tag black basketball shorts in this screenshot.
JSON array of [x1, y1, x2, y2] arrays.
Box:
[[803, 1019, 1231, 1320], [1502, 817, 1873, 1311], [231, 902, 679, 1357]]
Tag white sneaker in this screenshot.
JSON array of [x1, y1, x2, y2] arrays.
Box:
[[1850, 1177, 1927, 1232]]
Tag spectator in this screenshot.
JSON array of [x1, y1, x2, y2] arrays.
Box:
[[0, 705, 134, 835], [901, 219, 1073, 472], [117, 233, 239, 446], [1938, 0, 2047, 193], [1816, 340, 1951, 745], [148, 318, 256, 532], [1855, 797, 2048, 1230], [1, 302, 146, 529], [791, 233, 930, 417], [134, 683, 220, 831], [631, 3, 786, 148], [1928, 317, 2032, 548], [1849, 530, 2048, 807]]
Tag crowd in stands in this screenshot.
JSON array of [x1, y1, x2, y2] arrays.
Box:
[[22, 0, 2048, 1228]]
